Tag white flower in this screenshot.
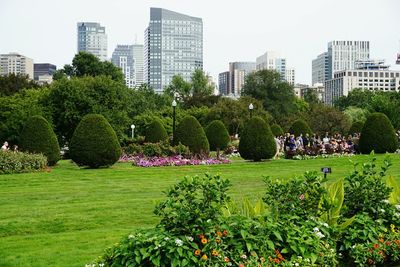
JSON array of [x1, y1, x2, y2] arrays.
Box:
[[128, 234, 134, 239], [313, 227, 320, 232], [294, 263, 299, 267], [164, 237, 170, 241], [380, 208, 385, 213], [305, 258, 311, 263], [175, 238, 183, 246], [227, 263, 232, 266], [297, 256, 303, 259], [322, 223, 329, 228], [315, 231, 325, 238], [186, 236, 194, 242], [382, 200, 389, 204], [396, 205, 400, 211], [330, 248, 334, 253], [241, 254, 247, 259], [99, 264, 105, 267]]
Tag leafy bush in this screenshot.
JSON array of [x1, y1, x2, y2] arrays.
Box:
[[122, 141, 189, 158], [19, 115, 60, 166], [0, 150, 47, 174], [205, 120, 229, 156], [142, 143, 163, 157], [348, 121, 364, 135], [238, 116, 276, 161], [270, 123, 284, 137], [69, 114, 121, 168], [144, 119, 168, 143], [123, 143, 143, 155], [359, 112, 398, 154], [175, 116, 209, 156], [289, 119, 313, 137]]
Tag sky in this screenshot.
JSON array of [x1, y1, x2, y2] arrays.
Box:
[[0, 0, 399, 85]]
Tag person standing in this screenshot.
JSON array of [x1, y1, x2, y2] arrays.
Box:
[[1, 141, 9, 150]]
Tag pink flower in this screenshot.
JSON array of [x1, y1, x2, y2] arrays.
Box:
[[299, 194, 305, 200]]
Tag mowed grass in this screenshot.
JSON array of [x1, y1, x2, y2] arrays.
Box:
[[0, 154, 400, 267]]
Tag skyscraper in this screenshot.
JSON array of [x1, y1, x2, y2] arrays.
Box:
[[77, 22, 108, 61], [256, 51, 295, 84], [111, 44, 144, 88], [312, 52, 329, 85], [144, 8, 203, 93], [0, 53, 34, 79]]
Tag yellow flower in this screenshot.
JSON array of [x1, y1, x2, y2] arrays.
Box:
[[212, 250, 218, 256], [194, 249, 201, 256], [201, 254, 208, 260], [201, 238, 208, 244]]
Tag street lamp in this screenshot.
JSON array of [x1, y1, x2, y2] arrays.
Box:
[[248, 103, 254, 118], [172, 100, 177, 145], [130, 124, 135, 139]]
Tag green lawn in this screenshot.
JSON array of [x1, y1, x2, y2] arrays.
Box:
[[1, 154, 399, 267]]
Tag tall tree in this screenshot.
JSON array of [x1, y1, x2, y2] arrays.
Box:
[[0, 74, 41, 96], [164, 74, 191, 99], [190, 69, 213, 96]]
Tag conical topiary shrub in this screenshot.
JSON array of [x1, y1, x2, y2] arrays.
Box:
[[19, 115, 60, 166], [175, 116, 209, 156], [205, 120, 230, 158], [348, 121, 364, 135], [289, 119, 312, 137], [359, 113, 398, 154], [270, 123, 284, 137], [239, 116, 276, 161], [145, 119, 168, 143], [69, 114, 121, 168]]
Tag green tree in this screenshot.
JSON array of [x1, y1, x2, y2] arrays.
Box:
[[190, 69, 213, 96], [303, 89, 320, 104], [348, 121, 364, 135], [242, 69, 299, 121], [144, 119, 168, 143], [343, 106, 369, 124], [289, 119, 313, 137], [205, 120, 230, 158], [270, 123, 284, 137], [0, 73, 41, 96], [19, 116, 60, 166], [359, 113, 398, 154], [69, 114, 121, 168], [239, 116, 276, 161], [175, 116, 209, 156], [164, 75, 191, 99], [53, 52, 124, 83], [306, 104, 351, 135]]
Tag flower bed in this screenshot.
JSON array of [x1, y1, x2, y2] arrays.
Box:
[[120, 155, 230, 167], [292, 153, 355, 160]]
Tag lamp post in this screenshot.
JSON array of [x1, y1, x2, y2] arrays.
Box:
[[172, 100, 177, 145], [248, 103, 254, 118], [130, 124, 135, 139]]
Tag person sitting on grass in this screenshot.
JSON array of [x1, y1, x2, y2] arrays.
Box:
[[1, 141, 9, 151]]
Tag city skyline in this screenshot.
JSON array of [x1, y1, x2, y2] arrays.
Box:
[[0, 0, 399, 85]]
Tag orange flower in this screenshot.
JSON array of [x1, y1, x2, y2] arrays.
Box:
[[260, 257, 265, 262], [199, 234, 205, 239], [212, 250, 218, 256], [386, 241, 391, 246], [379, 238, 384, 243], [194, 249, 201, 256], [239, 264, 245, 267], [216, 231, 223, 237], [201, 254, 208, 260], [274, 258, 281, 263], [201, 238, 208, 244], [216, 238, 221, 244], [373, 243, 379, 249], [223, 229, 229, 236], [367, 258, 375, 265], [224, 257, 230, 262]]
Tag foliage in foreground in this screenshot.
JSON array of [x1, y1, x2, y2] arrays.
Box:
[[0, 150, 47, 174], [90, 155, 400, 267], [70, 114, 121, 168], [19, 115, 60, 166]]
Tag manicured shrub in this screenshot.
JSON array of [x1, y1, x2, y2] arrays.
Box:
[[144, 119, 168, 143], [69, 114, 121, 168], [175, 116, 209, 156], [142, 143, 163, 157], [205, 120, 230, 157], [270, 123, 284, 137], [19, 115, 60, 166], [348, 121, 364, 135], [359, 113, 398, 154], [239, 116, 276, 161], [0, 150, 47, 174], [289, 119, 312, 137]]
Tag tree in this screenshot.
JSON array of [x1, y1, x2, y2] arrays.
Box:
[[305, 104, 351, 135], [289, 119, 313, 137], [0, 73, 41, 96], [205, 120, 230, 158], [144, 120, 168, 143], [69, 114, 121, 168], [359, 113, 398, 154], [303, 89, 320, 104], [190, 69, 214, 96], [239, 116, 276, 161], [19, 116, 60, 166], [53, 52, 124, 83], [270, 124, 284, 137], [175, 116, 209, 156], [45, 76, 132, 144], [242, 69, 299, 121], [164, 75, 191, 100], [343, 106, 369, 124], [348, 121, 364, 135]]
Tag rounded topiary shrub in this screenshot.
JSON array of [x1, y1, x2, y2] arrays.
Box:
[[19, 115, 60, 166], [205, 120, 230, 157], [239, 116, 276, 161], [69, 114, 121, 168], [359, 113, 398, 154], [270, 123, 284, 137], [349, 121, 364, 135], [289, 119, 312, 137], [145, 119, 168, 143], [175, 116, 209, 156]]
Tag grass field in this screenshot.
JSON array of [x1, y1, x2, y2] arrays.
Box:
[[1, 154, 400, 267]]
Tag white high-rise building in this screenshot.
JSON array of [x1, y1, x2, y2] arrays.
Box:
[[0, 53, 34, 79], [111, 44, 144, 88], [312, 52, 329, 85], [256, 51, 295, 84], [132, 44, 144, 85], [144, 8, 203, 93], [77, 22, 108, 61]]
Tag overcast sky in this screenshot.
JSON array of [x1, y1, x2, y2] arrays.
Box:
[[1, 0, 399, 85]]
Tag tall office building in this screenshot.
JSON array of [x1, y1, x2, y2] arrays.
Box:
[[132, 44, 144, 85], [256, 51, 295, 84], [218, 62, 256, 96], [144, 8, 203, 93], [0, 53, 34, 79], [285, 68, 295, 85], [77, 22, 108, 61], [218, 71, 229, 96], [34, 63, 57, 84], [111, 44, 144, 88], [312, 41, 370, 84]]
